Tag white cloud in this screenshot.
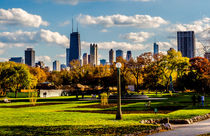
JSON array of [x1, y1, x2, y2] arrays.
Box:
[[123, 0, 152, 1], [0, 29, 69, 48], [0, 57, 8, 62], [0, 42, 25, 49], [167, 17, 210, 33], [0, 49, 5, 55], [53, 0, 81, 5], [120, 32, 154, 43], [0, 8, 49, 27], [101, 29, 108, 33], [82, 41, 147, 50], [38, 29, 69, 47], [50, 0, 152, 5], [36, 56, 51, 63], [77, 14, 168, 28], [59, 20, 70, 27], [156, 41, 176, 51], [56, 53, 66, 58]]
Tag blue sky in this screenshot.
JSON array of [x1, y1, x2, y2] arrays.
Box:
[[0, 0, 210, 69]]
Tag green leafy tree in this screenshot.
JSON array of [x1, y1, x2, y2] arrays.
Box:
[[0, 62, 36, 97], [156, 49, 190, 91], [29, 67, 47, 84]]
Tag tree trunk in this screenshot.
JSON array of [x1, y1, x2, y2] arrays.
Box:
[[15, 90, 18, 98], [136, 75, 139, 91], [76, 90, 78, 99]]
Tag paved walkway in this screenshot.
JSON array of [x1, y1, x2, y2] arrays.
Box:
[[148, 118, 210, 136]]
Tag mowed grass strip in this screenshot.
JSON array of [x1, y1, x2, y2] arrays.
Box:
[[0, 93, 210, 135]]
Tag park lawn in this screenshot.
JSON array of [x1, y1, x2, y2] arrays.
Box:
[[0, 101, 158, 135], [1, 93, 210, 135]]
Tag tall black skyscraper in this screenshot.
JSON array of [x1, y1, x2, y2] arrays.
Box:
[[66, 48, 70, 66], [109, 49, 114, 65], [154, 42, 159, 55], [69, 31, 81, 64], [177, 31, 195, 58], [25, 48, 35, 67], [126, 51, 132, 61], [116, 49, 123, 60]]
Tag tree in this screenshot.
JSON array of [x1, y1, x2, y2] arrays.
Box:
[[128, 52, 152, 91], [0, 62, 36, 97], [29, 67, 47, 84], [187, 57, 210, 93], [156, 49, 190, 91]]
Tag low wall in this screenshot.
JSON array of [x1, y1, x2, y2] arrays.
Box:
[[40, 90, 63, 98]]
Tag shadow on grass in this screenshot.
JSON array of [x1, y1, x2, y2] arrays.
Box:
[[0, 125, 158, 136]]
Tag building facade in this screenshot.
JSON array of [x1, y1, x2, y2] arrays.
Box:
[[9, 57, 23, 63], [177, 31, 195, 58], [68, 31, 81, 65], [100, 59, 106, 66], [154, 42, 159, 55], [90, 43, 98, 66], [53, 60, 60, 71], [204, 52, 210, 62], [25, 48, 35, 67], [126, 50, 132, 61], [109, 49, 114, 65], [116, 49, 123, 60], [35, 61, 45, 68], [83, 53, 88, 65], [60, 64, 67, 70], [66, 48, 70, 66]]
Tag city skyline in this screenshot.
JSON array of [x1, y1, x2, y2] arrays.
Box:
[[0, 0, 210, 69]]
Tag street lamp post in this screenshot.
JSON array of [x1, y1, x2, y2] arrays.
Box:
[[116, 62, 122, 120]]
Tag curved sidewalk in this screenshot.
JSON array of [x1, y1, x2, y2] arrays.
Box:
[[148, 118, 210, 136]]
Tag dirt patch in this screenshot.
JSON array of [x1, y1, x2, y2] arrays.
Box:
[[76, 104, 127, 109], [60, 110, 172, 114], [0, 102, 66, 108], [60, 109, 171, 114], [62, 105, 186, 114]]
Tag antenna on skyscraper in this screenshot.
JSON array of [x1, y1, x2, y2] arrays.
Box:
[[72, 18, 74, 32], [77, 22, 78, 32]]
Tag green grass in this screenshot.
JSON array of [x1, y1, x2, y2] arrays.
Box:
[[0, 92, 210, 135]]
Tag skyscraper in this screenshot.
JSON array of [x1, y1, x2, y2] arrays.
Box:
[[83, 53, 88, 65], [90, 43, 98, 66], [116, 49, 123, 60], [100, 59, 106, 66], [25, 48, 35, 67], [60, 64, 67, 70], [66, 48, 70, 67], [126, 51, 132, 61], [109, 49, 114, 65], [9, 57, 23, 63], [88, 55, 91, 64], [154, 42, 159, 55], [53, 60, 60, 71], [204, 52, 210, 62], [177, 31, 195, 58], [35, 61, 45, 68], [69, 31, 81, 65]]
